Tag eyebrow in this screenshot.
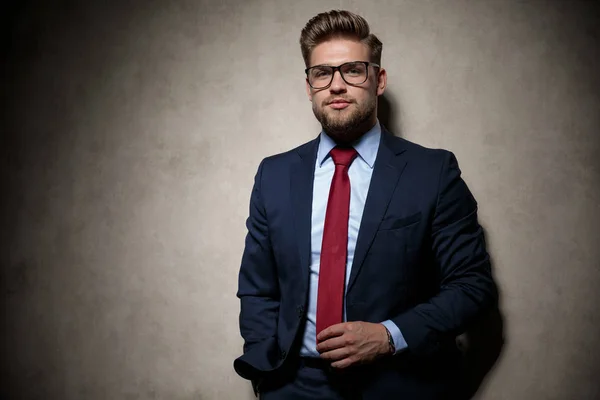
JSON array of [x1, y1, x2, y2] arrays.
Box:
[[310, 61, 369, 68]]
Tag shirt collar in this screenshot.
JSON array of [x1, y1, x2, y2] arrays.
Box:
[[317, 120, 381, 169]]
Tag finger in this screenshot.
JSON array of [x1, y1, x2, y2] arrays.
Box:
[[317, 322, 348, 342], [319, 347, 351, 362], [316, 335, 346, 353], [331, 356, 355, 369]]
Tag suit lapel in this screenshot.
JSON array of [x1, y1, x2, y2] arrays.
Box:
[[290, 137, 319, 290], [347, 130, 408, 294]]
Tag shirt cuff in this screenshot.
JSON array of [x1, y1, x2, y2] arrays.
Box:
[[381, 320, 408, 355]]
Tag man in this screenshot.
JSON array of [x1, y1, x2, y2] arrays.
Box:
[[234, 10, 497, 399]]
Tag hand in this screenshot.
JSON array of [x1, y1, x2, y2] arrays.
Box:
[[315, 322, 391, 369]]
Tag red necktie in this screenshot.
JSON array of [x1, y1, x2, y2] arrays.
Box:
[[316, 146, 358, 339]]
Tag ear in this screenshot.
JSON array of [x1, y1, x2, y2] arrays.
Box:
[[376, 68, 387, 96], [306, 78, 313, 102]]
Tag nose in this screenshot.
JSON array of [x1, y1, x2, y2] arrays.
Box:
[[329, 70, 347, 93]]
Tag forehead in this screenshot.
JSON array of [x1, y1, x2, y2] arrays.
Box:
[[309, 38, 370, 67]]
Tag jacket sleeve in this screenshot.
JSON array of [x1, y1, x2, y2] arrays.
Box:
[[391, 151, 498, 357], [234, 159, 281, 387]]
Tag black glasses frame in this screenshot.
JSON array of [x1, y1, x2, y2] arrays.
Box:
[[305, 61, 380, 89]]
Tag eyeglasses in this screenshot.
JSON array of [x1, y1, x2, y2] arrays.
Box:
[[305, 61, 380, 89]]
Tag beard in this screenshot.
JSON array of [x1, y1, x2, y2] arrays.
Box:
[[312, 94, 377, 144]]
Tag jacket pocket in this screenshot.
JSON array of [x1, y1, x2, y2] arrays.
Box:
[[378, 211, 422, 231]]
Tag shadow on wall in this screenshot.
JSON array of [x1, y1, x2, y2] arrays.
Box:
[[378, 92, 401, 136], [379, 92, 506, 398], [457, 302, 505, 398], [456, 222, 505, 397], [456, 227, 505, 398]]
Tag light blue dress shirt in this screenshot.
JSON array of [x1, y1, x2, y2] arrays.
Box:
[[300, 120, 408, 357]]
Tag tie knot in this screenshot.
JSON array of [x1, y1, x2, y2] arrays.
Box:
[[329, 146, 358, 167]]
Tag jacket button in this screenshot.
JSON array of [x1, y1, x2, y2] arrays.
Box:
[[296, 305, 304, 317], [280, 350, 287, 359]]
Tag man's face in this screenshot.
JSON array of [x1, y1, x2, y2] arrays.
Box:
[[306, 37, 386, 143]]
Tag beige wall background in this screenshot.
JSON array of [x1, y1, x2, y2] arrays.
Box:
[[2, 0, 599, 399]]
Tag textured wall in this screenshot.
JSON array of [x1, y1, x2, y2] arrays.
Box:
[[1, 0, 599, 399]]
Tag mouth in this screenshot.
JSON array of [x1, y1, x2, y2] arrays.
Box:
[[327, 99, 352, 110]]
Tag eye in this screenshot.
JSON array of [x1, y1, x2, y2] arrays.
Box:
[[342, 63, 365, 76], [313, 69, 331, 78]]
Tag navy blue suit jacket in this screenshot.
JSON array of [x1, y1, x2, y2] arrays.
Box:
[[234, 128, 497, 398]]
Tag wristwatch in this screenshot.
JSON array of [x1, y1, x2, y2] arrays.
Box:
[[384, 326, 396, 355]]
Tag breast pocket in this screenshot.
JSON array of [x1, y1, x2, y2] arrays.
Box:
[[371, 210, 422, 265], [367, 211, 422, 285], [378, 211, 422, 231]]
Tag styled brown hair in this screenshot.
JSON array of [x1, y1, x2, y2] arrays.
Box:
[[299, 10, 383, 67]]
